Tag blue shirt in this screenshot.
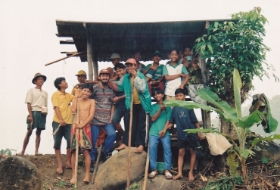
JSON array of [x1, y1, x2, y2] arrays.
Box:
[[170, 106, 198, 141]]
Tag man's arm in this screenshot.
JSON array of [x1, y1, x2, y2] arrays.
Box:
[[54, 107, 66, 126], [110, 103, 115, 123], [27, 103, 33, 123], [165, 73, 184, 81], [151, 105, 166, 122], [112, 95, 125, 103], [159, 121, 172, 137]]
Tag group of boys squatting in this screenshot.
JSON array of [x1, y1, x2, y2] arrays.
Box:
[[19, 48, 204, 184]]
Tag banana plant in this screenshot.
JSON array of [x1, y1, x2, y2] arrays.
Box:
[[164, 69, 279, 180]]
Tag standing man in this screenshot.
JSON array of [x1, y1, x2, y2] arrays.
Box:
[[143, 50, 165, 95], [111, 58, 151, 153], [52, 77, 73, 174], [134, 52, 146, 73], [71, 70, 87, 95], [90, 69, 116, 171], [18, 73, 48, 156]]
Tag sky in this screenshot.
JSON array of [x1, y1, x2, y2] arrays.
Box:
[[0, 0, 279, 154]]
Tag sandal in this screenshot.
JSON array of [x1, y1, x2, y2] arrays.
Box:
[[148, 170, 158, 179], [164, 170, 173, 180]]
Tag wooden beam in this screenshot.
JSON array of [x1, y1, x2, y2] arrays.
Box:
[[45, 52, 85, 66], [84, 23, 94, 80], [92, 51, 98, 80], [60, 40, 74, 44]]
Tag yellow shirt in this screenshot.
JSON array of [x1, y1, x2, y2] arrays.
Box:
[[51, 91, 73, 124], [131, 78, 141, 104], [71, 85, 80, 96]]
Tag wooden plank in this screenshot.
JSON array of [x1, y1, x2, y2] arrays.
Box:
[[45, 52, 85, 66]]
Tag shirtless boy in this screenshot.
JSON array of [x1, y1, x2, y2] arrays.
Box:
[[70, 83, 95, 184]]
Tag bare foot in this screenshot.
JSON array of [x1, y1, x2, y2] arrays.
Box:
[[115, 143, 127, 151], [173, 174, 183, 180], [65, 163, 72, 169], [70, 178, 76, 184], [56, 168, 63, 175], [16, 152, 24, 156], [135, 145, 144, 154], [83, 175, 90, 183], [188, 171, 195, 181]]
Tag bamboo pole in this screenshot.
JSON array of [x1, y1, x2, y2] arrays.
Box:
[[74, 100, 80, 189], [126, 77, 134, 189], [91, 143, 103, 184], [142, 114, 150, 190]]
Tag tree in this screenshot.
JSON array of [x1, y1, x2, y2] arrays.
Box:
[[193, 7, 278, 134]]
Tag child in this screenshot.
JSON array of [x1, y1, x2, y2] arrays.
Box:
[[51, 77, 73, 174], [188, 58, 203, 85], [19, 73, 48, 156], [169, 88, 202, 181], [148, 88, 173, 180], [70, 83, 95, 184], [163, 49, 190, 100], [111, 63, 126, 146]]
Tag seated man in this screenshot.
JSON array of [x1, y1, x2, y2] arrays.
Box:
[[148, 88, 172, 180], [90, 69, 116, 171], [143, 50, 165, 95]]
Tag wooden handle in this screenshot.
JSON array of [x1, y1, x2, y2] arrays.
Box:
[[52, 124, 61, 135]]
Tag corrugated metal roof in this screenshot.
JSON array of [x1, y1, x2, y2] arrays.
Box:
[[55, 20, 223, 61]]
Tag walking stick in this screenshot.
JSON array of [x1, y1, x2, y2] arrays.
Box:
[[74, 100, 80, 189], [52, 124, 61, 136], [142, 114, 150, 190], [126, 76, 134, 189], [91, 143, 103, 184]]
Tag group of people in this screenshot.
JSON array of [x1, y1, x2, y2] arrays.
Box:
[[19, 48, 204, 184]]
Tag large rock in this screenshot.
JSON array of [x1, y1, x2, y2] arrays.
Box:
[[0, 156, 42, 190], [94, 147, 147, 190]]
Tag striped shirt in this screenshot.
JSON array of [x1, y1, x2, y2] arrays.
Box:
[[90, 84, 115, 126]]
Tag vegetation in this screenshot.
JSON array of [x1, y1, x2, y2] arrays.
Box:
[[201, 175, 243, 190], [0, 148, 15, 157], [193, 7, 278, 106], [165, 69, 279, 181]]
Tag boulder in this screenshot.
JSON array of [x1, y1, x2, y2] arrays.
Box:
[[94, 147, 147, 190], [0, 156, 42, 190], [253, 141, 280, 161]]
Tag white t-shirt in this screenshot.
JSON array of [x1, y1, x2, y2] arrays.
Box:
[[165, 64, 184, 96], [25, 88, 48, 111]]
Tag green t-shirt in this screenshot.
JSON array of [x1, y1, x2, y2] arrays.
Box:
[[149, 103, 172, 136], [144, 64, 164, 80]]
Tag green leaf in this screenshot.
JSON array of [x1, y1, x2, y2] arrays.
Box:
[[233, 69, 242, 119], [262, 157, 269, 164], [164, 100, 213, 111], [196, 88, 238, 122], [184, 128, 220, 134], [214, 22, 219, 28], [251, 134, 280, 147], [238, 110, 264, 128], [240, 149, 255, 159]]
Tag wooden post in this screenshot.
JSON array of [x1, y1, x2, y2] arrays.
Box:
[[199, 55, 211, 129], [84, 23, 94, 80], [92, 51, 99, 80]]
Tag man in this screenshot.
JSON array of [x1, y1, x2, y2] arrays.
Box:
[[134, 52, 146, 73], [90, 69, 116, 171], [71, 70, 87, 95], [52, 77, 73, 174], [107, 53, 121, 79], [70, 83, 95, 184], [18, 73, 48, 156], [111, 58, 151, 153], [111, 63, 127, 146], [143, 50, 165, 95]]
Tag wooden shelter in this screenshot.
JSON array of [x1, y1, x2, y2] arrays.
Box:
[[51, 19, 221, 128]]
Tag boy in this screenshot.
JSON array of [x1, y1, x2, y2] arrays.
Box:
[[163, 50, 190, 100], [111, 63, 127, 146], [71, 70, 87, 95], [19, 73, 48, 156], [112, 58, 151, 153], [169, 88, 202, 181], [51, 77, 73, 174], [70, 83, 95, 184], [148, 88, 172, 180]]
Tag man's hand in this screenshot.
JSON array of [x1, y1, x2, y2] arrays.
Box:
[[179, 84, 185, 89], [130, 70, 137, 77], [150, 80, 159, 85], [75, 123, 83, 129], [198, 132, 203, 140], [60, 119, 66, 126], [112, 97, 119, 103], [28, 115, 33, 123], [160, 105, 167, 111], [159, 129, 166, 138], [75, 88, 82, 98]]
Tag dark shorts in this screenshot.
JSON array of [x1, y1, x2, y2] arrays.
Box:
[[52, 121, 71, 149], [112, 106, 126, 124], [26, 111, 46, 130], [178, 138, 200, 149]]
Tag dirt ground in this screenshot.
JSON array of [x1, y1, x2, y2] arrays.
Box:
[[7, 154, 280, 190]]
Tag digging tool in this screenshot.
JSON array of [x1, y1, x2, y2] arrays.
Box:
[[52, 124, 61, 136], [142, 114, 150, 190], [126, 76, 134, 189], [74, 100, 80, 189], [91, 143, 103, 184]]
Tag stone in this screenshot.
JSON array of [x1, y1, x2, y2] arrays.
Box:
[[94, 147, 147, 190], [253, 141, 280, 161], [0, 156, 42, 190]]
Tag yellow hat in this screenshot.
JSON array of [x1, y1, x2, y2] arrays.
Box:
[[75, 70, 87, 76]]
